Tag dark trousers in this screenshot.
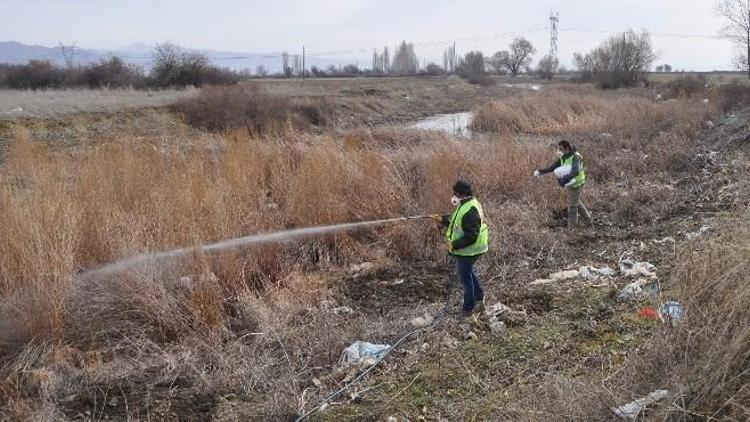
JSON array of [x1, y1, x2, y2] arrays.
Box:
[[455, 255, 484, 312]]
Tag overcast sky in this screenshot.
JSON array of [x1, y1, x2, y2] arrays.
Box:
[[1, 0, 739, 71]]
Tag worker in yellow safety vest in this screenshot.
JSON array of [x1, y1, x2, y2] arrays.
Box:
[[533, 140, 592, 228], [432, 180, 489, 316]]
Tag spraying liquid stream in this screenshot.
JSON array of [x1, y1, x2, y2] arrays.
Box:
[[79, 215, 433, 280]]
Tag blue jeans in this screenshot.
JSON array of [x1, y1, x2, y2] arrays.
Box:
[[455, 256, 484, 312]]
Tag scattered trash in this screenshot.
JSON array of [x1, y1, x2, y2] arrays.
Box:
[[705, 120, 715, 128], [333, 306, 354, 315], [618, 278, 660, 302], [578, 265, 616, 279], [619, 258, 657, 278], [410, 314, 434, 328], [638, 306, 659, 320], [612, 389, 669, 419], [484, 302, 526, 328], [600, 132, 613, 138], [488, 320, 507, 333], [658, 301, 684, 326], [531, 265, 614, 285], [340, 341, 391, 367], [652, 236, 675, 245], [702, 98, 710, 105], [484, 302, 512, 318], [655, 93, 662, 101], [350, 262, 374, 272], [685, 226, 710, 240]]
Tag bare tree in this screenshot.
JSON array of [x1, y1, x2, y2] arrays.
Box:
[[490, 38, 536, 76], [536, 55, 559, 80], [152, 43, 182, 85], [573, 30, 656, 88], [717, 0, 750, 78], [255, 64, 268, 77]]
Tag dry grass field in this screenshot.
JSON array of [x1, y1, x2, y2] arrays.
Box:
[[0, 76, 749, 420]]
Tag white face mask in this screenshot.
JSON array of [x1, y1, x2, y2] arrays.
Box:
[[451, 195, 461, 206]]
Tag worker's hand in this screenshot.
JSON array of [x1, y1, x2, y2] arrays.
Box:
[[446, 242, 454, 253], [533, 170, 541, 177], [430, 214, 442, 223]]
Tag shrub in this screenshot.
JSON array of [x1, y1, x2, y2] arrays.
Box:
[[458, 51, 492, 85], [663, 75, 707, 99], [174, 84, 292, 133], [173, 84, 334, 133], [717, 82, 750, 111], [151, 43, 239, 88], [83, 57, 145, 88], [5, 60, 66, 89]]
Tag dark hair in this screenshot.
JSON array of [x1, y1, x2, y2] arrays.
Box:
[[558, 140, 572, 150], [453, 180, 473, 196]]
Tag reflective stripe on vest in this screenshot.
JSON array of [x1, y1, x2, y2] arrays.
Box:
[[560, 152, 586, 188], [445, 198, 489, 257]]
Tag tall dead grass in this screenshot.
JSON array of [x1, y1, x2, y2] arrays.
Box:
[[471, 87, 713, 138]]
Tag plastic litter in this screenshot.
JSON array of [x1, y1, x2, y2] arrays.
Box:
[[613, 389, 669, 419], [531, 265, 614, 285], [340, 341, 391, 367], [658, 301, 684, 326], [685, 226, 710, 240], [618, 278, 660, 302], [484, 302, 525, 329], [578, 265, 616, 279], [488, 320, 506, 333], [410, 314, 434, 328], [619, 258, 657, 278], [638, 306, 659, 320]]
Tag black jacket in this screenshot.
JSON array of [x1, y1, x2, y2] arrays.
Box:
[[440, 197, 481, 250], [538, 148, 581, 187]]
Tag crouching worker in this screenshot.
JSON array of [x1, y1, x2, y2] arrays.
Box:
[[431, 180, 489, 317], [533, 140, 592, 229]]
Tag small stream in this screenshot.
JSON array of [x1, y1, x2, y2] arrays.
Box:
[[407, 83, 543, 136]]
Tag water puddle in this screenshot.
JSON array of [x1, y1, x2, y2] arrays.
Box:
[[410, 111, 474, 136]]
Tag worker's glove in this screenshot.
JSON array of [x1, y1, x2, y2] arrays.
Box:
[[533, 170, 541, 177], [446, 242, 454, 253], [430, 214, 442, 223]]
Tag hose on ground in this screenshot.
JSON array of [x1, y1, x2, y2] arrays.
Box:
[[294, 259, 454, 421]]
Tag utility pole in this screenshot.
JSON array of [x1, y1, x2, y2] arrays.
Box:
[[302, 46, 306, 81]]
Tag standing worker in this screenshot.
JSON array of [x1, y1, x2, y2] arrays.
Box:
[[533, 140, 592, 228], [432, 180, 489, 317]]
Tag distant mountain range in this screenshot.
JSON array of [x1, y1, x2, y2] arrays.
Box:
[[0, 41, 351, 74]]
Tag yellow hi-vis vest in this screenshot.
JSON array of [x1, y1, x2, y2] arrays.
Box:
[[445, 198, 489, 257], [561, 152, 586, 188]]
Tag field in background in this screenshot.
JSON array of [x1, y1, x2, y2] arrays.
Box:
[[1, 77, 750, 420], [0, 87, 196, 119]]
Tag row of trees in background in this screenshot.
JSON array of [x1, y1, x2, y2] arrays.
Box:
[[0, 43, 240, 89], [0, 33, 663, 89]]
